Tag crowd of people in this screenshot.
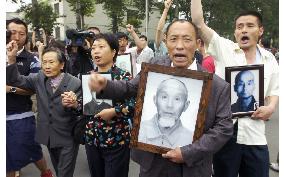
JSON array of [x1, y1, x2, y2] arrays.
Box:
[[6, 0, 279, 177]]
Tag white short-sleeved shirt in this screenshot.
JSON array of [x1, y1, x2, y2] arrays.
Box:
[[126, 46, 154, 76], [206, 31, 279, 145]]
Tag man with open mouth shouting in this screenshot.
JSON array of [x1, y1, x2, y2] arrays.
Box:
[[191, 0, 279, 177]]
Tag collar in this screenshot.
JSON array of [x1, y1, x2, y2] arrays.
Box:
[[50, 73, 65, 90], [233, 44, 271, 62], [94, 64, 116, 73], [147, 114, 183, 146], [17, 47, 25, 56], [170, 59, 198, 71]]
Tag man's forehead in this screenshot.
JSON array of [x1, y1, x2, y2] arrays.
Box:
[[240, 72, 254, 80], [118, 37, 128, 41], [167, 22, 196, 37], [159, 80, 187, 91], [236, 15, 259, 24], [8, 23, 26, 30]]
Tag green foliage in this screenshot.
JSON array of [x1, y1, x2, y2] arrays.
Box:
[[96, 0, 127, 33], [154, 0, 278, 47], [18, 1, 57, 35], [66, 0, 96, 17], [96, 0, 157, 33], [125, 9, 143, 30]]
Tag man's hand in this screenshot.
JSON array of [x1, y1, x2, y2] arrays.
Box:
[[126, 24, 134, 34], [162, 147, 184, 163], [6, 40, 18, 64], [251, 105, 275, 121], [84, 39, 91, 49], [61, 91, 78, 108], [37, 42, 45, 60], [96, 108, 117, 121], [164, 0, 173, 10], [88, 72, 107, 93]]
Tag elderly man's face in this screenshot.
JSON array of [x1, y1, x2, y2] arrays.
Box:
[[166, 21, 198, 69], [235, 71, 255, 99], [154, 79, 189, 128]]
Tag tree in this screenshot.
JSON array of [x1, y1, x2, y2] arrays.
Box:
[[96, 0, 157, 33], [94, 0, 127, 33], [132, 0, 158, 25], [201, 0, 278, 46], [154, 0, 278, 47], [18, 0, 57, 35], [66, 0, 96, 30]]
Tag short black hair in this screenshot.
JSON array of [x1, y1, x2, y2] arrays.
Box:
[[116, 32, 129, 41], [42, 47, 66, 64], [139, 35, 148, 41], [234, 11, 263, 27], [6, 18, 28, 33], [6, 18, 28, 44], [165, 19, 198, 39], [95, 33, 119, 62]]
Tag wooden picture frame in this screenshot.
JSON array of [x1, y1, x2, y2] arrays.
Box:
[[116, 53, 134, 76], [225, 64, 264, 118], [82, 74, 113, 116], [130, 63, 213, 154]]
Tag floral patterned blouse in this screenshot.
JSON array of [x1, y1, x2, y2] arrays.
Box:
[[84, 65, 135, 148]]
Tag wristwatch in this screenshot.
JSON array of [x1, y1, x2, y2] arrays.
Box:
[[10, 87, 17, 93]]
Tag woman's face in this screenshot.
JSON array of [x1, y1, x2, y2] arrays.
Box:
[[91, 38, 115, 69], [41, 51, 64, 78]]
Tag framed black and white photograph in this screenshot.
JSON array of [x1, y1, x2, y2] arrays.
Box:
[[82, 74, 113, 116], [130, 63, 213, 154], [116, 53, 134, 76], [225, 64, 264, 118]]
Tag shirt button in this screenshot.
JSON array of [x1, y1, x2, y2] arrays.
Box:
[[49, 121, 53, 124], [49, 113, 52, 117]]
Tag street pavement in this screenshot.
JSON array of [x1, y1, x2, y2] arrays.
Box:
[[20, 105, 279, 177]]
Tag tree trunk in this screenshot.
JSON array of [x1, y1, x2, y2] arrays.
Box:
[[81, 15, 85, 29], [76, 14, 82, 30], [76, 0, 82, 30], [112, 13, 118, 33], [31, 0, 39, 28]]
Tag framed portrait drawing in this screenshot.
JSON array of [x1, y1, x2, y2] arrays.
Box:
[[130, 63, 213, 154], [116, 53, 134, 76], [82, 74, 113, 116], [225, 64, 264, 118]]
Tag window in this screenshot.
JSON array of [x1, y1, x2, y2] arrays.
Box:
[[55, 26, 60, 39], [54, 3, 59, 15]]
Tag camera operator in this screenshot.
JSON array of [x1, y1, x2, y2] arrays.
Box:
[[32, 27, 47, 49], [66, 27, 100, 79]]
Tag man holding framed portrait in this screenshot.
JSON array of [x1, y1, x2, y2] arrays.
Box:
[[88, 19, 233, 177], [191, 1, 279, 177]]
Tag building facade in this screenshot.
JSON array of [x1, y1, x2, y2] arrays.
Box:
[[50, 0, 161, 41]]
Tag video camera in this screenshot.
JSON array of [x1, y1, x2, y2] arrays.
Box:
[[66, 29, 96, 47], [34, 26, 45, 43]]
